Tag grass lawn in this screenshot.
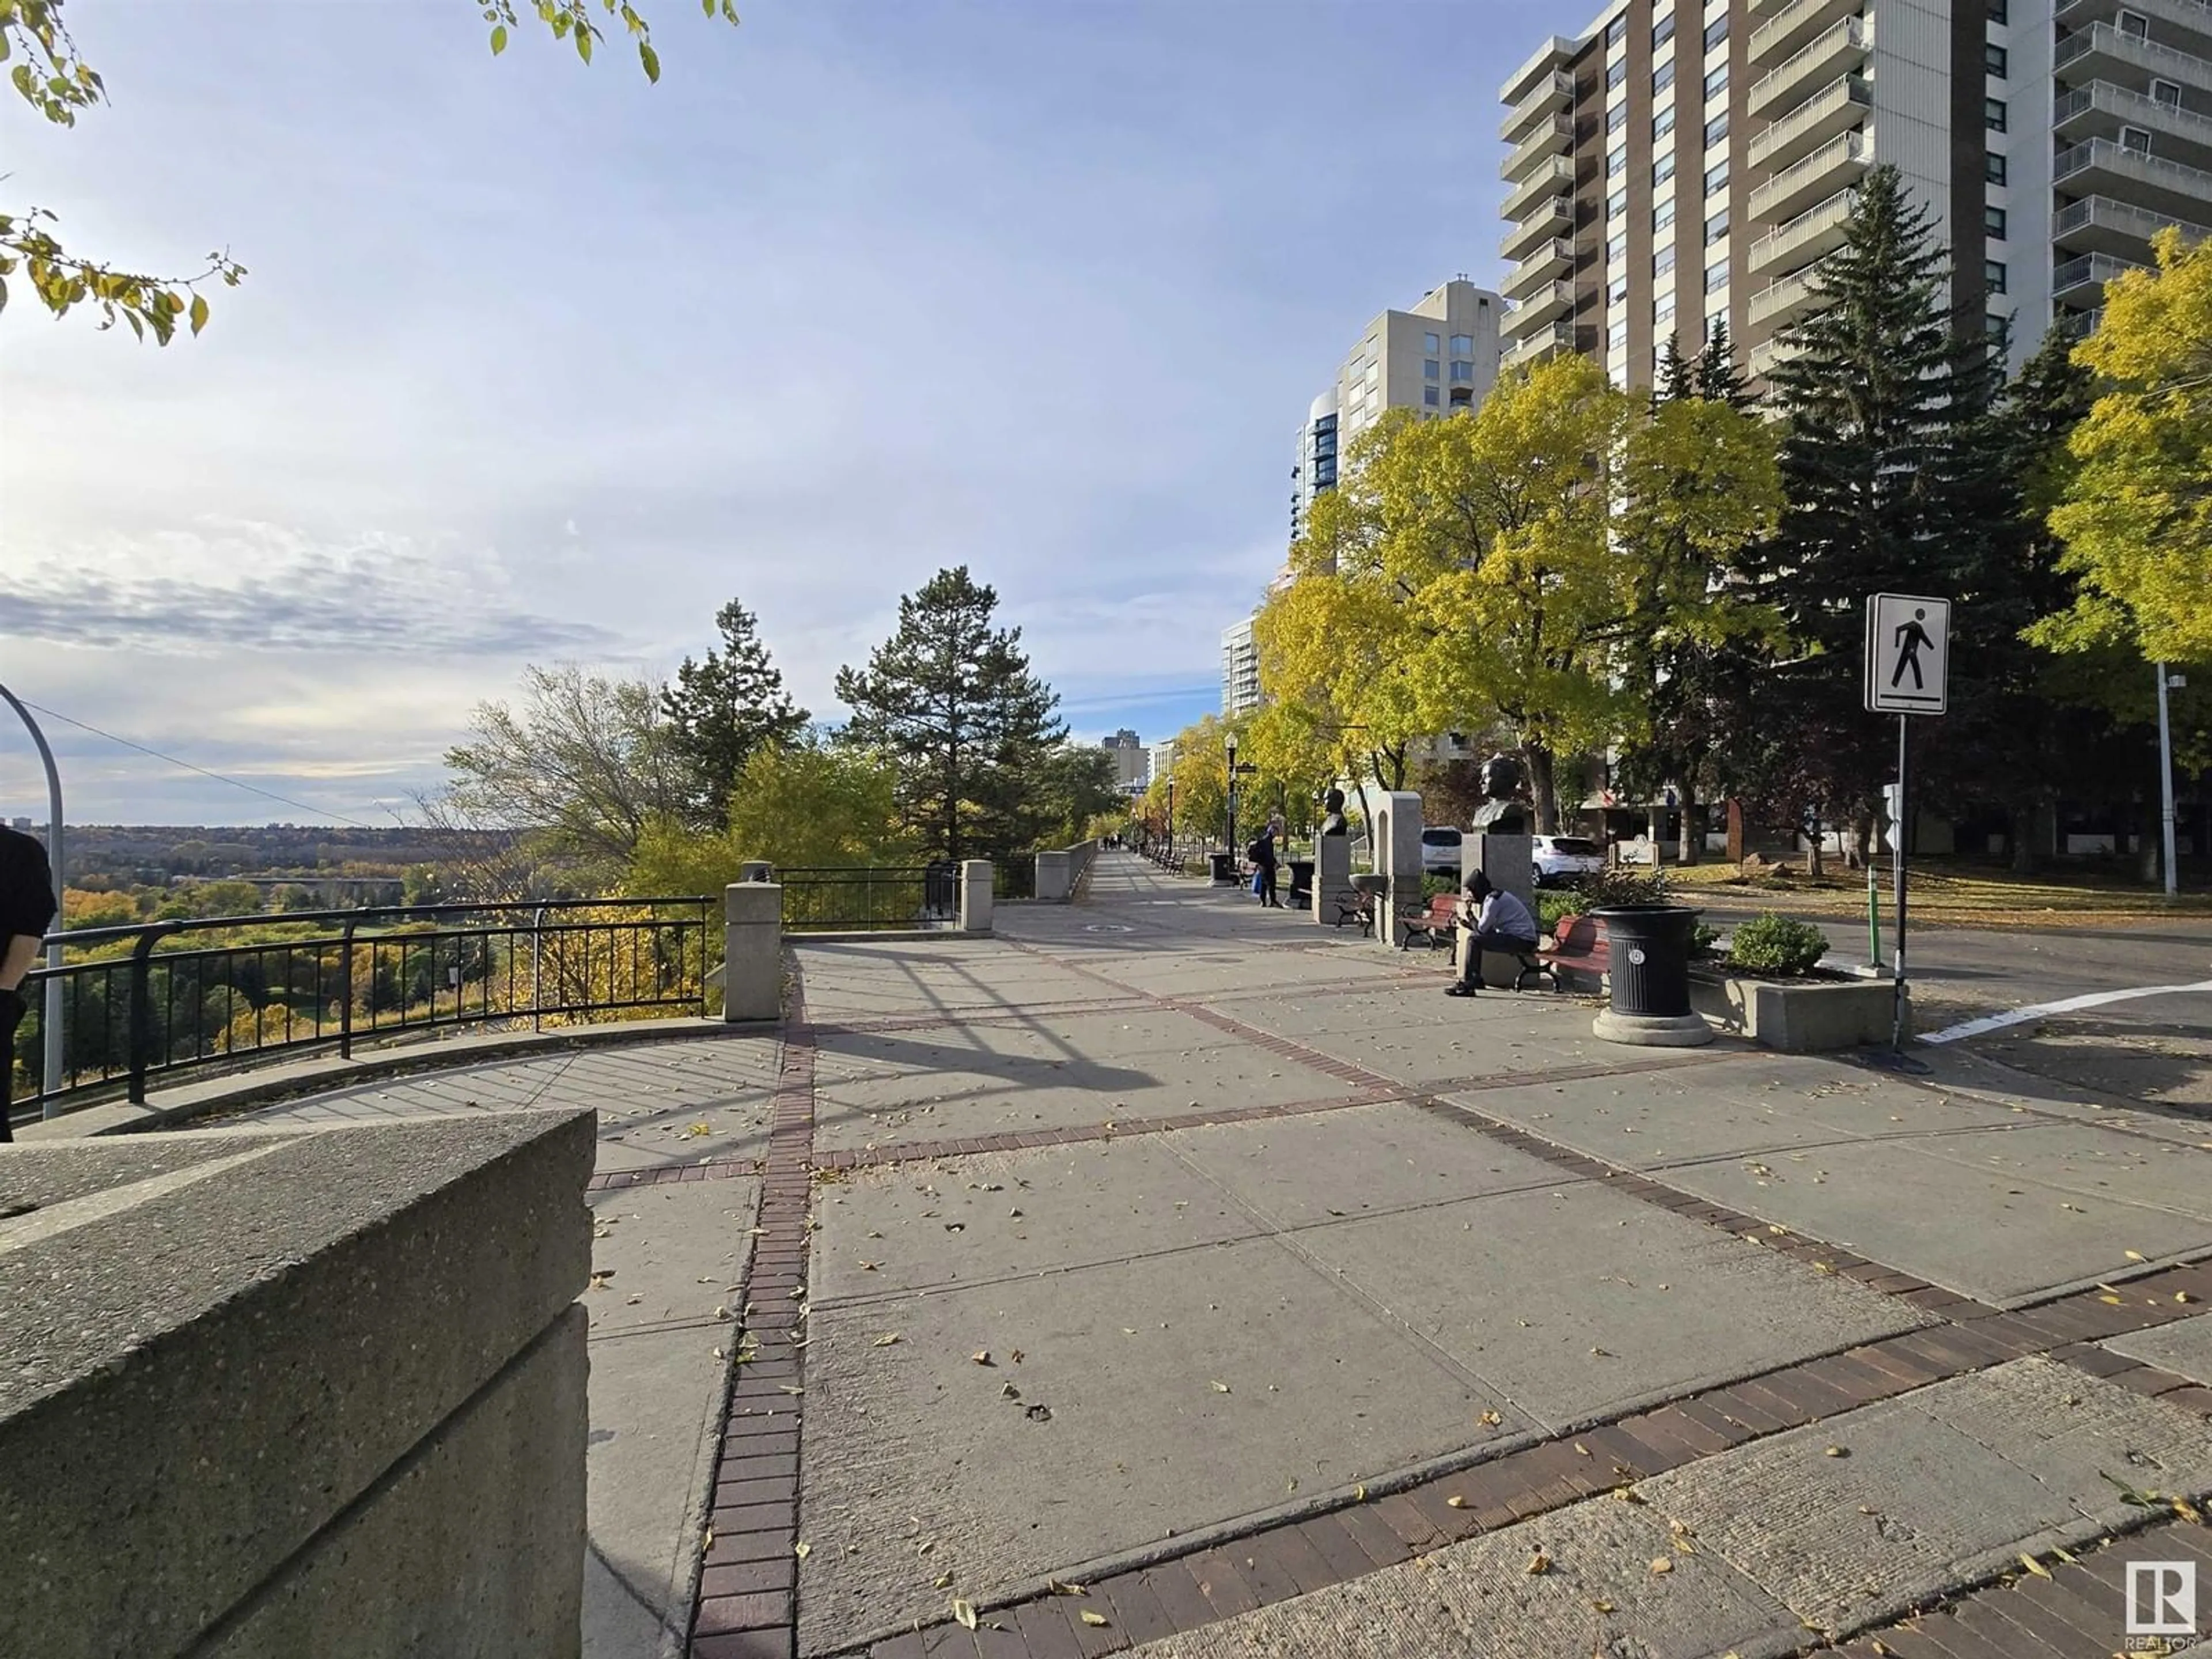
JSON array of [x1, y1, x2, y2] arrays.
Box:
[[1657, 858, 2212, 929]]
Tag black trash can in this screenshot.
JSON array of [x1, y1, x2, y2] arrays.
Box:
[[1209, 851, 1237, 885], [1287, 858, 1314, 906], [1590, 905, 1700, 1018]]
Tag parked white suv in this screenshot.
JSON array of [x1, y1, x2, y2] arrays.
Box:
[[1531, 834, 1604, 887], [1419, 827, 1463, 875]]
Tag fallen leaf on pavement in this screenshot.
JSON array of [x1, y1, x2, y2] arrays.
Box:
[[1479, 1410, 1503, 1426], [1824, 1446, 1849, 1458], [1525, 1551, 1551, 1575], [1080, 1611, 1110, 1627], [793, 1542, 811, 1559], [952, 1600, 977, 1630], [1011, 1350, 1025, 1363], [1649, 1557, 1672, 1575], [2019, 1553, 2050, 1578], [1047, 1579, 1087, 1596], [934, 1571, 953, 1589], [1446, 1496, 1467, 1509], [873, 1334, 900, 1347], [972, 1350, 993, 1366], [1210, 1380, 1231, 1393], [2126, 1249, 2147, 1263], [1590, 1600, 1614, 1613]]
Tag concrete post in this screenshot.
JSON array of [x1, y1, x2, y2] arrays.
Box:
[[1310, 835, 1354, 927], [1463, 832, 1536, 987], [721, 882, 781, 1022], [1369, 791, 1423, 949], [1035, 850, 1073, 903], [960, 860, 994, 933]]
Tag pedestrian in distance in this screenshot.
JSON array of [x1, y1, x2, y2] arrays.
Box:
[[1443, 869, 1538, 998], [1248, 819, 1284, 908], [1, 822, 58, 1143]]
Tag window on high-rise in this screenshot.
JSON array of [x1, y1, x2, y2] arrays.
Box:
[[1703, 14, 1728, 47], [1609, 318, 1631, 350], [1654, 151, 1677, 185], [1705, 110, 1729, 145], [1656, 244, 1677, 275], [1450, 359, 1474, 381], [1988, 0, 2008, 18], [1985, 259, 2008, 293], [1608, 57, 1628, 89], [1655, 195, 1677, 229], [1985, 97, 2006, 131], [1985, 150, 2008, 183], [1608, 230, 1628, 262], [1985, 204, 2008, 238], [1608, 186, 1628, 218], [1425, 332, 1440, 353], [1706, 207, 1729, 244], [1984, 42, 2008, 75], [1704, 62, 1728, 97], [1705, 157, 1730, 194], [1609, 273, 1631, 304], [1608, 100, 1630, 132], [1656, 292, 1676, 325], [1424, 359, 1440, 380], [1653, 13, 1676, 46], [1609, 143, 1628, 176], [1705, 258, 1729, 293], [1606, 14, 1628, 47], [1423, 386, 1440, 406], [1654, 104, 1676, 138], [1654, 58, 1676, 91], [1450, 334, 1474, 354]]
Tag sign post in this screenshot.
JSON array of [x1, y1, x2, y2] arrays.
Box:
[[1865, 595, 1952, 1052]]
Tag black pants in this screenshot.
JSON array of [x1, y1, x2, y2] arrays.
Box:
[[1458, 928, 1538, 989], [0, 985, 22, 1144], [1257, 863, 1278, 906]]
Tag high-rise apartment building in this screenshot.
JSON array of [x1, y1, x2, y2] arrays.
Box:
[[1221, 618, 1263, 718], [1101, 729, 1149, 791], [1289, 278, 1505, 543], [1495, 0, 2207, 389]]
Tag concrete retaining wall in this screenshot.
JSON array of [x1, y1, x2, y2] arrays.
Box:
[[1690, 971, 1903, 1052], [0, 1109, 595, 1658]]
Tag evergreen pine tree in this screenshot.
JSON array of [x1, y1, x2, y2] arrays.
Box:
[[660, 600, 810, 829], [1737, 165, 1990, 839], [1654, 332, 1693, 408], [834, 567, 1066, 862], [1691, 317, 1751, 409]]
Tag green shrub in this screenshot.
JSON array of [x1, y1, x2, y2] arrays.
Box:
[[1690, 921, 1721, 960], [1421, 873, 1459, 900], [1536, 890, 1580, 933], [1567, 865, 1671, 911], [1728, 912, 1829, 975]]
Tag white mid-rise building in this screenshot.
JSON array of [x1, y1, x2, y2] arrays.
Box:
[[1221, 617, 1263, 718]]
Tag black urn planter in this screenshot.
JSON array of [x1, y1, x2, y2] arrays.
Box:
[[1589, 904, 1712, 1047]]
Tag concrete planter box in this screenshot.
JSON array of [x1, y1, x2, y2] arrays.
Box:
[[1689, 967, 1903, 1052]]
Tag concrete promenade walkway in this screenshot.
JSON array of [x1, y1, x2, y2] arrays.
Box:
[[241, 853, 2212, 1659]]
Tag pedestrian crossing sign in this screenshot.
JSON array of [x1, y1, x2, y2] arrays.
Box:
[[1865, 593, 1950, 715]]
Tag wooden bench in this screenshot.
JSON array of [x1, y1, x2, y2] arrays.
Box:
[[1538, 915, 1610, 991], [1334, 889, 1375, 934], [1399, 893, 1459, 952]]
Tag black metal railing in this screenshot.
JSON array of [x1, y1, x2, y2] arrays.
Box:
[[776, 865, 958, 932], [994, 854, 1037, 901], [5, 897, 714, 1129]]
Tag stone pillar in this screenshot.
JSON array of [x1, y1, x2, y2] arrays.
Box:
[[721, 882, 781, 1022], [1463, 832, 1536, 987], [1369, 791, 1423, 949], [1725, 799, 1745, 864], [1310, 835, 1354, 927], [960, 860, 994, 933], [1035, 850, 1073, 903]]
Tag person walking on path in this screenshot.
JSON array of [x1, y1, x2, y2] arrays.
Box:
[[1249, 820, 1284, 908], [1444, 869, 1537, 998], [1, 823, 58, 1142]]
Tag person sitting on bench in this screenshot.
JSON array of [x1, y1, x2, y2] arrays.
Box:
[[1444, 870, 1538, 999]]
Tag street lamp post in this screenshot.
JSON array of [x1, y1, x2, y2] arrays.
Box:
[[0, 681, 64, 1116], [1165, 779, 1175, 862], [1225, 736, 1238, 868], [2156, 663, 2183, 897]]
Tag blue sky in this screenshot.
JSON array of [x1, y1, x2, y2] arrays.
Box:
[[0, 0, 1533, 825]]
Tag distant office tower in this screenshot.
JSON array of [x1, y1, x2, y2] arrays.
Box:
[[1150, 740, 1179, 786], [1101, 729, 1150, 790], [1494, 0, 2189, 390], [1222, 618, 1262, 718], [1289, 278, 1506, 545]]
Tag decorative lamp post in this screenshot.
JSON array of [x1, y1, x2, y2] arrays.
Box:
[[1225, 736, 1238, 863], [1165, 778, 1175, 859]]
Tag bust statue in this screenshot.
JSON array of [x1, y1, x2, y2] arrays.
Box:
[[1319, 787, 1349, 838]]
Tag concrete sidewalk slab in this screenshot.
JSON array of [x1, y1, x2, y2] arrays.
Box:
[[795, 1234, 1525, 1652], [2105, 1310, 2212, 1381], [1637, 1357, 2212, 1635], [1654, 1131, 2212, 1304], [1299, 1180, 1927, 1430], [809, 1141, 1268, 1302], [1162, 1102, 1574, 1228], [796, 939, 1108, 1022], [582, 1177, 756, 1659]]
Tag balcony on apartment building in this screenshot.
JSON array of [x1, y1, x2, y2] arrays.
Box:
[[2051, 190, 2212, 252], [1749, 17, 1873, 116], [1503, 238, 1578, 298], [2060, 305, 2108, 337], [1747, 334, 1798, 380], [1502, 71, 1578, 143], [1506, 278, 1578, 329], [1748, 259, 1834, 329], [1748, 74, 1873, 171], [1503, 115, 1577, 183], [1501, 320, 1577, 370], [2056, 19, 2212, 97], [1503, 36, 1578, 131], [2056, 135, 2212, 222], [1749, 187, 1858, 274], [1502, 195, 1577, 259], [1750, 128, 1870, 221], [1750, 0, 1863, 69], [1503, 155, 1580, 221], [2052, 249, 2154, 305], [2056, 79, 2212, 169], [2056, 0, 2212, 52]]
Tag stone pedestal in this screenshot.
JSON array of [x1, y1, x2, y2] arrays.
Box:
[[960, 859, 994, 933], [1310, 837, 1354, 927], [1035, 850, 1073, 903], [722, 882, 782, 1022], [0, 1111, 595, 1659], [1369, 791, 1422, 949]]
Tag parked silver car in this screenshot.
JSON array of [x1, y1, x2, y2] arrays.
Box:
[[1420, 827, 1463, 876], [1531, 834, 1604, 886]]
